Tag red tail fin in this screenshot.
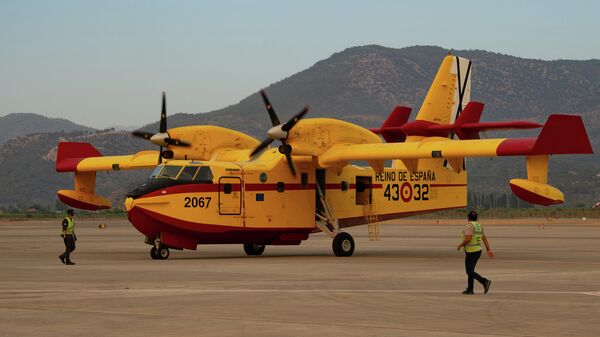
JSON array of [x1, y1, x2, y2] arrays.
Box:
[[369, 106, 411, 142], [454, 102, 484, 139]]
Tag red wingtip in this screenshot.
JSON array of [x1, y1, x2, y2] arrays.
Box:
[[532, 115, 594, 155], [56, 142, 102, 172]]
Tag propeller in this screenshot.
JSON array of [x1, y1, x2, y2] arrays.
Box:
[[132, 92, 190, 163], [250, 90, 309, 176]]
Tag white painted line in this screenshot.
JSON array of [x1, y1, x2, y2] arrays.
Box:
[[582, 292, 600, 297], [1, 289, 598, 296]]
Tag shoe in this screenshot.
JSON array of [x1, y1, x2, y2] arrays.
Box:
[[484, 280, 492, 294], [59, 255, 65, 264], [66, 261, 75, 265], [462, 289, 474, 295]]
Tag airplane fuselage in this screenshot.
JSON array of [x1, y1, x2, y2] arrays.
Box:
[[124, 149, 466, 251]]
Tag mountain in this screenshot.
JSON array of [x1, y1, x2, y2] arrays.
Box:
[[1, 45, 598, 209], [0, 130, 154, 210], [0, 113, 96, 145]]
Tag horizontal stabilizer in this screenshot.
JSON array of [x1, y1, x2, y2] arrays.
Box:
[[56, 142, 102, 172]]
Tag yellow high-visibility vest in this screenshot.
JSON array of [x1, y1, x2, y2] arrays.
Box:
[[64, 217, 75, 235], [463, 221, 483, 253]]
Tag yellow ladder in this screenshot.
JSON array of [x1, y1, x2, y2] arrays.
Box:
[[364, 201, 380, 241]]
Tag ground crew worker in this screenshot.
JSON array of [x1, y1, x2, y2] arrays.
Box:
[[456, 210, 494, 295], [58, 209, 76, 265]]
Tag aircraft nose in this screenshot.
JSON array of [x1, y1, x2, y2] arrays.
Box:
[[124, 197, 135, 211]]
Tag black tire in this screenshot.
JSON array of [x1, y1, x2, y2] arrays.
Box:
[[157, 246, 170, 260], [332, 232, 355, 257], [243, 243, 266, 256], [150, 246, 159, 260]]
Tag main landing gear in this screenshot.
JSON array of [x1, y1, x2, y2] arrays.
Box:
[[332, 232, 355, 257], [315, 183, 356, 257], [243, 243, 266, 256], [150, 245, 170, 260]]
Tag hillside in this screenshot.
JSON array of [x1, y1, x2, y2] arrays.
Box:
[[0, 113, 95, 145], [0, 130, 153, 210], [0, 45, 598, 209]]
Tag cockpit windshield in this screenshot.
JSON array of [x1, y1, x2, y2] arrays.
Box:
[[178, 166, 199, 181], [155, 165, 184, 179], [149, 164, 213, 182], [150, 164, 165, 178]]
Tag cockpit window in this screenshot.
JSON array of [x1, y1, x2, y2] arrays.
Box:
[[150, 164, 165, 178], [156, 165, 183, 179], [194, 166, 213, 182], [178, 166, 199, 181]]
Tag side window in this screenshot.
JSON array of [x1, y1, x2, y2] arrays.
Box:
[[223, 183, 232, 194], [178, 166, 199, 181], [277, 182, 285, 193], [194, 166, 214, 182]]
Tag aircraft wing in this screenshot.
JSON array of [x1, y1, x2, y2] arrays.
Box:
[[319, 114, 593, 165], [55, 142, 160, 210], [56, 142, 159, 173]]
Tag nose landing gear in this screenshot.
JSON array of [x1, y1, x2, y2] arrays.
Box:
[[150, 245, 170, 260]]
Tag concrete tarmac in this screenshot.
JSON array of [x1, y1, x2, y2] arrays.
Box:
[[0, 218, 599, 337]]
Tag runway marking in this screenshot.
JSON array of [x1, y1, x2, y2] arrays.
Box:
[[0, 289, 598, 296], [582, 292, 600, 297]]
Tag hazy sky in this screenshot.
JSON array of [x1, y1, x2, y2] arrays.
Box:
[[1, 0, 599, 128]]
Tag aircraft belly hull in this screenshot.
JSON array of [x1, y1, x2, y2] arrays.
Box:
[[127, 205, 311, 246]]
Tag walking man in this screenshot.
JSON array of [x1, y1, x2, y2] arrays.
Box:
[[457, 210, 494, 294], [59, 209, 77, 265]]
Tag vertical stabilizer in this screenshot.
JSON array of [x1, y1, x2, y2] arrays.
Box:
[[414, 55, 472, 125]]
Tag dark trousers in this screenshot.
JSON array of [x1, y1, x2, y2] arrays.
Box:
[[465, 250, 487, 291], [60, 234, 76, 262]]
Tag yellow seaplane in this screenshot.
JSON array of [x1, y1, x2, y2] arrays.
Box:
[[55, 55, 593, 259]]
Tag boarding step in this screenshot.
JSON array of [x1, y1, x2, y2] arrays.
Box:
[[363, 201, 380, 241]]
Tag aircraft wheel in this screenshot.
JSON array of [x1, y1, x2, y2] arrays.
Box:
[[157, 246, 170, 260], [150, 247, 160, 260], [332, 232, 355, 257], [243, 243, 266, 256]]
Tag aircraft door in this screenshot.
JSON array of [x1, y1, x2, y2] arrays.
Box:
[[219, 177, 242, 215]]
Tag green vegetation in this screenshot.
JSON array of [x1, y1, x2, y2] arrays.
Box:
[[414, 208, 600, 219]]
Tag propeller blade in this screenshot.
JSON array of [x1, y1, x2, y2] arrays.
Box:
[[250, 138, 274, 157], [159, 92, 167, 133], [132, 131, 154, 140], [158, 146, 163, 164], [282, 106, 309, 132], [164, 138, 191, 147], [284, 151, 296, 176], [260, 90, 280, 126]]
